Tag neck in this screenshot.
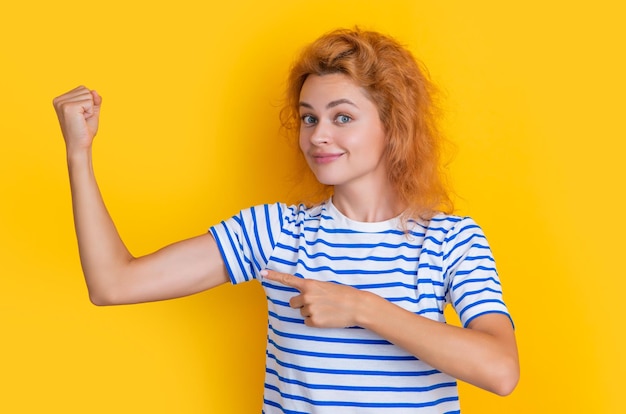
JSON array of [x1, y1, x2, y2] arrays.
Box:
[[332, 182, 406, 222]]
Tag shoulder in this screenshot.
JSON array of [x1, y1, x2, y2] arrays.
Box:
[[277, 201, 331, 229], [280, 201, 326, 220], [422, 214, 479, 232], [414, 214, 491, 263], [414, 213, 483, 241], [222, 201, 329, 233]]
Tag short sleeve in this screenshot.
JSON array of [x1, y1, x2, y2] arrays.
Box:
[[443, 217, 513, 328], [209, 203, 284, 284]]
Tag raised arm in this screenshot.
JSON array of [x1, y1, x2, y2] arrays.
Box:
[[53, 86, 229, 305]]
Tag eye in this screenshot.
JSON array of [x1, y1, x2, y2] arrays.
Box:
[[301, 114, 317, 125], [335, 114, 352, 124]]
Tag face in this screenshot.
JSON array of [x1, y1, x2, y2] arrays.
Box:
[[298, 73, 388, 192]]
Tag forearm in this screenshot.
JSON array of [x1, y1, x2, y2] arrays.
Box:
[[263, 269, 519, 395], [356, 292, 519, 395], [67, 148, 133, 303], [54, 86, 230, 305]]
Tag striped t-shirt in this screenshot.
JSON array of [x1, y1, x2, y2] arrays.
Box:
[[210, 199, 510, 414]]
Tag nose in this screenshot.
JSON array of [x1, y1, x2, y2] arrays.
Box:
[[310, 122, 331, 145]]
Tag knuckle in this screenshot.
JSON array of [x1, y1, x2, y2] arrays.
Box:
[[308, 315, 322, 327]]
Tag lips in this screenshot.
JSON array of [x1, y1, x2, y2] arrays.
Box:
[[311, 152, 344, 164]]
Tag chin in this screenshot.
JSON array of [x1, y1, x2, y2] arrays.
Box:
[[310, 172, 341, 186]]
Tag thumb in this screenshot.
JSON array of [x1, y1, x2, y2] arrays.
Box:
[[89, 90, 102, 117], [261, 270, 305, 291]]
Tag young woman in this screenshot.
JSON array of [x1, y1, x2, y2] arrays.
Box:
[[53, 28, 519, 413]]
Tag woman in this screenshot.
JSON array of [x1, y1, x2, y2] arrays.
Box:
[[53, 28, 519, 413]]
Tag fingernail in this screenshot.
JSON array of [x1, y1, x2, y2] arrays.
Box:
[[260, 270, 268, 277]]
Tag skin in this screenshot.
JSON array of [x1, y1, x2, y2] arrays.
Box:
[[298, 74, 404, 221], [53, 86, 229, 305], [52, 76, 519, 396]]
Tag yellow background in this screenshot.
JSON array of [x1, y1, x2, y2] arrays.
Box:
[[1, 1, 624, 412]]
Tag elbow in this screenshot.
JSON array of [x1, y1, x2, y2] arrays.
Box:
[[86, 278, 125, 306], [489, 357, 520, 396], [492, 375, 519, 397], [88, 291, 114, 306], [83, 266, 130, 306], [88, 288, 119, 306]]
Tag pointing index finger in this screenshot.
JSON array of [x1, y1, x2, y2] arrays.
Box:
[[261, 270, 306, 291]]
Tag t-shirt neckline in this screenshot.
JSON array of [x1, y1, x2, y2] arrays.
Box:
[[325, 197, 403, 232]]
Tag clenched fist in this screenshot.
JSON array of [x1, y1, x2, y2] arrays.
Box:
[[53, 86, 102, 153]]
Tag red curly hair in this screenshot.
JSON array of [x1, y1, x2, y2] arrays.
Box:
[[281, 28, 453, 219]]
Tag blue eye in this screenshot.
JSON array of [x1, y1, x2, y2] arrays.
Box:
[[301, 114, 317, 125], [336, 114, 352, 124]]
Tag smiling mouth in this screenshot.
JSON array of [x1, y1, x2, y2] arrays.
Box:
[[312, 153, 344, 164]]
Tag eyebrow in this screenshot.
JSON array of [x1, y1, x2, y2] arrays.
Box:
[[299, 98, 358, 110]]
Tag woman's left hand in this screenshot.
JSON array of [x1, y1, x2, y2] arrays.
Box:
[[261, 269, 519, 396], [261, 269, 366, 328]]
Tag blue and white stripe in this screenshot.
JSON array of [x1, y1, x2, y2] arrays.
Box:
[[210, 199, 510, 413]]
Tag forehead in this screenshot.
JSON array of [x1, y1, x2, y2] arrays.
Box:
[[299, 73, 373, 106]]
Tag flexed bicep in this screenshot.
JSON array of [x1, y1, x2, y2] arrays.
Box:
[[53, 86, 229, 306], [95, 233, 230, 306]]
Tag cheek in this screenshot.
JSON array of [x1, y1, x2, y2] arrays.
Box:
[[298, 130, 308, 152], [363, 128, 388, 160]]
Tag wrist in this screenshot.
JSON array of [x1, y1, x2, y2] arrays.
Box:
[[66, 146, 92, 164], [66, 147, 94, 176], [354, 290, 385, 329]]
